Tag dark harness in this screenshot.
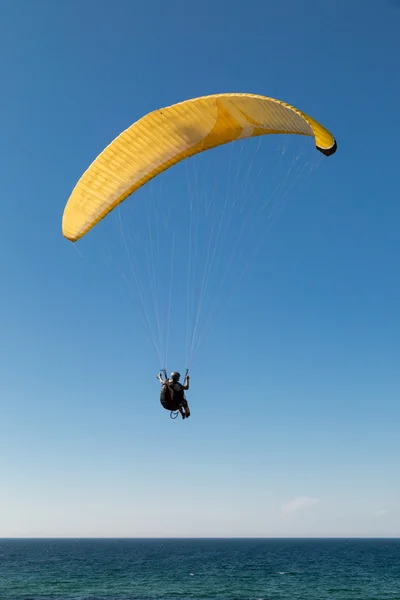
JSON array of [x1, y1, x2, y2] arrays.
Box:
[[160, 381, 185, 413]]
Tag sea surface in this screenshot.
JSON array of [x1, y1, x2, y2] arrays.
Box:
[[0, 538, 399, 600]]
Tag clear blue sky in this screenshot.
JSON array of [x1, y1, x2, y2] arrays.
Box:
[[1, 0, 399, 538]]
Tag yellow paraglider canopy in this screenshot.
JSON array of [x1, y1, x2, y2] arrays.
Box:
[[62, 93, 337, 242]]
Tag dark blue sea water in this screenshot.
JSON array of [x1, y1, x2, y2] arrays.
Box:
[[0, 539, 399, 600]]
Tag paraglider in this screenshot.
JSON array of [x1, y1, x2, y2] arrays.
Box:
[[62, 92, 337, 420], [158, 370, 191, 420]]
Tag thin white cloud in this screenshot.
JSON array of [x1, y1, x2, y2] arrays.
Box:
[[281, 496, 320, 518], [375, 509, 388, 517]]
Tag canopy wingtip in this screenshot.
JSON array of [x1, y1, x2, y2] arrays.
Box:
[[317, 139, 337, 157]]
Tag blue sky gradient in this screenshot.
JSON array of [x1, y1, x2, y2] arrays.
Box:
[[1, 0, 399, 537]]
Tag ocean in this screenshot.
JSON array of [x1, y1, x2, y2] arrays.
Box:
[[0, 538, 399, 600]]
